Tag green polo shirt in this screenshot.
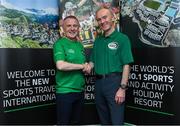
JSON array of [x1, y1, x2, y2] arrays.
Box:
[[90, 30, 134, 74], [53, 37, 86, 93]]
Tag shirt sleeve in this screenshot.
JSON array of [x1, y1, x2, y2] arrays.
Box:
[[120, 35, 134, 65], [53, 40, 65, 63]]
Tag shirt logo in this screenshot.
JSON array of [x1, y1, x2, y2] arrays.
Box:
[[68, 49, 75, 53], [108, 42, 118, 50]]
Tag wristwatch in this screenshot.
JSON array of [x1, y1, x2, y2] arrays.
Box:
[[120, 83, 128, 90]]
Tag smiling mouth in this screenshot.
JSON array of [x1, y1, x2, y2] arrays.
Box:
[[67, 31, 78, 37], [68, 31, 76, 34], [101, 24, 109, 28]]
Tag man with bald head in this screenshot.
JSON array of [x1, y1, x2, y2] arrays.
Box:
[[88, 7, 134, 125]]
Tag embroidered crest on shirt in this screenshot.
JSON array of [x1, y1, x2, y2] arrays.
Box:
[[108, 42, 118, 50], [68, 49, 75, 53]]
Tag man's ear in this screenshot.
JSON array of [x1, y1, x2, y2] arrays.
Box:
[[111, 15, 116, 22], [76, 29, 82, 41]]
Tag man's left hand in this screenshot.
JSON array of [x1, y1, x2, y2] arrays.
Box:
[[115, 88, 126, 104]]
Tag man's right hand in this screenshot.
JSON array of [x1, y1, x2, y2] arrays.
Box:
[[82, 63, 92, 74]]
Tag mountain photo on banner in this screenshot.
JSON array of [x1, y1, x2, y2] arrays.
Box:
[[121, 0, 180, 48], [0, 0, 60, 48], [59, 0, 120, 48]]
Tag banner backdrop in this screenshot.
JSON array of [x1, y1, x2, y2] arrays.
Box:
[[59, 0, 120, 124], [3, 0, 179, 125], [0, 0, 59, 124], [0, 49, 56, 124], [59, 0, 120, 47], [121, 0, 180, 125], [0, 0, 120, 124]]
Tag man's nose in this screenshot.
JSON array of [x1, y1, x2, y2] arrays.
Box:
[[70, 26, 76, 30], [100, 19, 106, 24]]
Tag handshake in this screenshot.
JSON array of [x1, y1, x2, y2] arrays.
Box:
[[82, 62, 93, 74]]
